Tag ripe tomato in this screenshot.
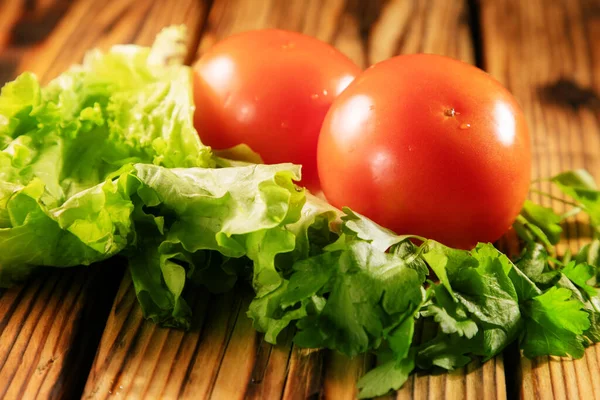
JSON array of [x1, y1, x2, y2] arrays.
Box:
[[317, 54, 531, 249], [192, 29, 361, 190]]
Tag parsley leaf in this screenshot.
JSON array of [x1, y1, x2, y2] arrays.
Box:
[[516, 200, 563, 246], [293, 240, 426, 356], [419, 242, 522, 368], [553, 170, 600, 232], [357, 350, 416, 399], [248, 236, 427, 358], [515, 243, 560, 286], [341, 207, 405, 252], [416, 333, 476, 370], [520, 287, 590, 358], [421, 285, 478, 339], [562, 261, 597, 298], [555, 272, 600, 344]]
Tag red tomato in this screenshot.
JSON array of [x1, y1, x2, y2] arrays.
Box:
[[317, 54, 531, 249], [192, 29, 361, 190]]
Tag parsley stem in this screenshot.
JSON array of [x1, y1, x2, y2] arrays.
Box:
[[561, 207, 582, 219], [530, 189, 581, 208], [530, 178, 549, 185], [548, 255, 564, 267]]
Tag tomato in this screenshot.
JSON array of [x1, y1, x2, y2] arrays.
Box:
[[192, 29, 361, 190], [317, 54, 531, 249]]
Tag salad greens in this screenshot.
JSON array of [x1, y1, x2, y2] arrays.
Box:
[[0, 26, 213, 285], [2, 26, 600, 398]]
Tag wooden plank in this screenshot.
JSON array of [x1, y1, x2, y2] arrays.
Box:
[[380, 1, 505, 399], [84, 0, 369, 396], [0, 0, 26, 84], [0, 262, 124, 400], [479, 0, 600, 398], [83, 1, 508, 399], [16, 0, 207, 83], [0, 0, 207, 399], [1, 0, 207, 85], [0, 0, 73, 84]]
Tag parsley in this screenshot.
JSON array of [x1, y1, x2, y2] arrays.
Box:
[[520, 287, 590, 358], [3, 28, 600, 399], [244, 171, 600, 398]]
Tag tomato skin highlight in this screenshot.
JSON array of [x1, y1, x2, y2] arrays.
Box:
[[317, 54, 531, 249], [192, 29, 362, 190]]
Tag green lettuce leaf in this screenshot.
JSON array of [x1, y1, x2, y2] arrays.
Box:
[[126, 163, 307, 327], [0, 26, 212, 286], [5, 27, 600, 398]]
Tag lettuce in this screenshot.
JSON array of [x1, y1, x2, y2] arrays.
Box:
[[0, 27, 339, 331], [4, 26, 600, 399], [0, 26, 212, 285]]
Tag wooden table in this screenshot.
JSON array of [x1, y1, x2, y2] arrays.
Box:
[[1, 0, 599, 399]]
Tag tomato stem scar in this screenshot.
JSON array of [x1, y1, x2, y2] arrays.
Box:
[[444, 108, 456, 117]]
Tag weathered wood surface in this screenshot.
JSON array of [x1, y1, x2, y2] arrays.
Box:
[[1, 0, 599, 398], [83, 1, 506, 399], [480, 0, 600, 399], [0, 1, 207, 399], [0, 263, 125, 400], [0, 0, 70, 84]]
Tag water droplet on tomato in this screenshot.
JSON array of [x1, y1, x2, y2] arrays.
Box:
[[322, 89, 328, 96], [459, 123, 471, 130], [311, 94, 319, 100], [281, 121, 289, 128]]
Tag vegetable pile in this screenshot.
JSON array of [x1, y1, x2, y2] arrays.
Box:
[[2, 27, 600, 398]]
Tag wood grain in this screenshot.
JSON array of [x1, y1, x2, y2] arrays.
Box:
[[0, 0, 73, 84], [84, 0, 371, 397], [382, 2, 505, 398], [16, 0, 207, 83], [0, 0, 207, 399], [480, 0, 600, 398], [0, 262, 124, 400], [82, 1, 507, 399], [4, 0, 596, 398]]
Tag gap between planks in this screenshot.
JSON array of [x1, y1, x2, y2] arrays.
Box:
[[82, 1, 508, 399], [0, 0, 209, 399], [480, 0, 600, 399]]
